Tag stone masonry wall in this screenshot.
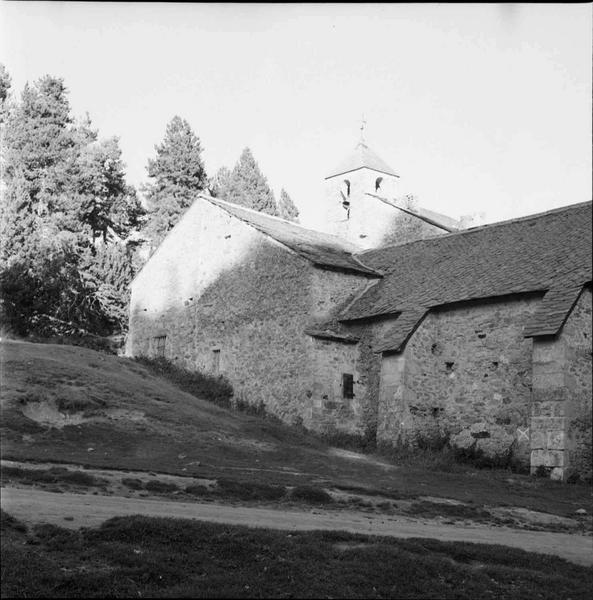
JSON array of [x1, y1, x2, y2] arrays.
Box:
[[305, 269, 383, 435], [530, 286, 592, 480], [377, 296, 540, 465], [127, 197, 377, 427], [563, 286, 592, 479], [128, 198, 316, 424]]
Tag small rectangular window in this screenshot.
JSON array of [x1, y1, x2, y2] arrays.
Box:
[[154, 335, 166, 358], [342, 373, 354, 399], [212, 349, 221, 374]]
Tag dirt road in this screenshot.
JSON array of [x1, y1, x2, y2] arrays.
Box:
[[2, 486, 592, 566]]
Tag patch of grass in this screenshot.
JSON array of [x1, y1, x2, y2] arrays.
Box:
[[185, 484, 210, 496], [333, 483, 412, 500], [0, 510, 27, 534], [290, 485, 333, 504], [144, 480, 179, 494], [407, 500, 492, 521], [317, 427, 378, 453], [2, 514, 591, 599], [378, 443, 467, 473], [134, 356, 233, 408], [3, 340, 591, 520], [121, 477, 144, 490], [0, 465, 106, 488], [55, 395, 107, 414], [214, 478, 286, 501]]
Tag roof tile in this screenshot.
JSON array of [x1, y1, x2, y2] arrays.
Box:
[[342, 201, 592, 341], [201, 195, 382, 276]]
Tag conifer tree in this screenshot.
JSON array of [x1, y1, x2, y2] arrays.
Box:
[[0, 72, 142, 337], [142, 116, 207, 247], [222, 148, 278, 216], [0, 63, 11, 122], [209, 165, 231, 198], [277, 188, 299, 222]]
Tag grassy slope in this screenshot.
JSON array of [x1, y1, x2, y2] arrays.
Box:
[[2, 511, 592, 599], [1, 340, 591, 515]]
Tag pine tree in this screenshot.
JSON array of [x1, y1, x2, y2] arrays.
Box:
[[0, 63, 11, 123], [142, 116, 207, 247], [277, 188, 299, 222], [0, 73, 142, 337], [209, 165, 231, 198], [222, 148, 278, 216]]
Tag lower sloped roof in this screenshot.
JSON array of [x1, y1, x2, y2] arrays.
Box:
[[341, 201, 592, 344]]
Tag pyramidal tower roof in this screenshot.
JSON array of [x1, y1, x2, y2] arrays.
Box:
[[325, 141, 399, 180]]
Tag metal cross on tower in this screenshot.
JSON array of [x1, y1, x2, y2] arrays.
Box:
[[359, 114, 367, 145]]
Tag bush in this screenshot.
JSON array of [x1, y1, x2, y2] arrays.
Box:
[[319, 429, 377, 453], [144, 480, 179, 494], [290, 485, 333, 504], [121, 477, 144, 490], [134, 357, 233, 408], [185, 484, 210, 496], [0, 465, 105, 487], [0, 510, 27, 533], [534, 465, 550, 478], [214, 478, 286, 501]]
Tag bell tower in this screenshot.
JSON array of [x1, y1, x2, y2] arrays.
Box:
[[321, 123, 401, 249]]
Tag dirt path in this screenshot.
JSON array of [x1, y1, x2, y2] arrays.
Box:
[[2, 486, 592, 566]]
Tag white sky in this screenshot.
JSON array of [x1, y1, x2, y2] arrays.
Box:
[[1, 2, 591, 225]]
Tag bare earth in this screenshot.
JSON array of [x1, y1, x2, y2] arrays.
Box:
[[2, 486, 592, 567]]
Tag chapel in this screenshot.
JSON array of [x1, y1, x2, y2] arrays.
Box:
[[126, 140, 592, 481]]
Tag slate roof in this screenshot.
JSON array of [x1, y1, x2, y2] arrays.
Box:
[[325, 142, 399, 179], [200, 195, 382, 276], [304, 320, 361, 344], [341, 201, 592, 350], [415, 206, 462, 232]]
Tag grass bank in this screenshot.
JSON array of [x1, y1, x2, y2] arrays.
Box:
[[2, 511, 591, 599]]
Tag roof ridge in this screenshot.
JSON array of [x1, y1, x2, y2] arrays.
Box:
[[198, 193, 363, 251], [356, 200, 593, 257]]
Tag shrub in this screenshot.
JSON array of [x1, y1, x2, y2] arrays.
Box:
[[214, 478, 286, 501], [234, 397, 267, 417], [58, 470, 104, 487], [144, 480, 179, 494], [0, 510, 27, 533], [121, 477, 145, 490], [290, 485, 333, 504], [134, 357, 233, 408], [185, 484, 210, 496], [0, 465, 105, 487], [319, 429, 377, 453], [534, 465, 550, 478]]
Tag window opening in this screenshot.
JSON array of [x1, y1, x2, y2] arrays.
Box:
[[212, 349, 221, 375], [154, 335, 166, 358], [342, 373, 354, 399]]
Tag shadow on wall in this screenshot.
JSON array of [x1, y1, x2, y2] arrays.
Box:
[[128, 239, 315, 425]]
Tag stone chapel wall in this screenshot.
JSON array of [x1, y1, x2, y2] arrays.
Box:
[[377, 296, 541, 466], [127, 199, 316, 424], [531, 286, 592, 480], [303, 269, 382, 435], [562, 285, 592, 479]]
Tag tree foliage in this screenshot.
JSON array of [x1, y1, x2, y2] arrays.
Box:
[[0, 67, 143, 338], [215, 147, 278, 216], [141, 116, 207, 248], [277, 188, 299, 222]]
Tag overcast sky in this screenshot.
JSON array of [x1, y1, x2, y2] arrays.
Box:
[[1, 2, 591, 225]]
